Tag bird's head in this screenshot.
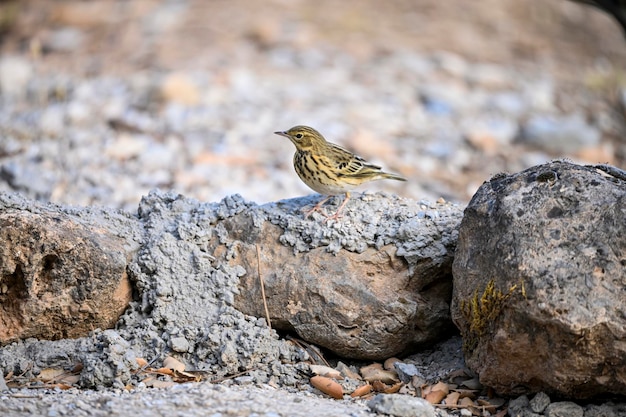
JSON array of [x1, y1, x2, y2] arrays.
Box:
[[274, 125, 325, 151]]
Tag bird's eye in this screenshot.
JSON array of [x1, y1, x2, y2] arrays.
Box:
[[295, 133, 303, 139]]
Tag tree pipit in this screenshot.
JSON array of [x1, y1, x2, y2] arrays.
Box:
[[275, 125, 406, 221]]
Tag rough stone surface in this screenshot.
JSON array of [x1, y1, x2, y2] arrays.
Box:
[[0, 189, 460, 389], [212, 192, 461, 359], [0, 191, 298, 389], [544, 401, 584, 417], [529, 392, 551, 413], [368, 393, 436, 417], [451, 161, 626, 398], [0, 192, 140, 345], [507, 395, 530, 416]]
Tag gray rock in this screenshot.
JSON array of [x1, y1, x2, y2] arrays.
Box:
[[169, 336, 191, 353], [584, 403, 619, 417], [452, 161, 626, 398], [394, 362, 421, 384], [220, 193, 461, 359], [518, 113, 601, 153], [508, 395, 530, 416], [367, 393, 435, 417], [530, 392, 551, 413], [0, 372, 8, 391], [545, 401, 584, 417]]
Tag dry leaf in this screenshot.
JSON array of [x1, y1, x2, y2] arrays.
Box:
[[59, 375, 80, 385], [163, 356, 185, 372], [310, 376, 343, 399], [336, 362, 361, 380], [136, 358, 148, 368], [371, 380, 388, 392], [477, 398, 497, 414], [171, 369, 201, 383], [142, 376, 156, 387], [383, 357, 401, 370], [383, 382, 403, 394], [444, 391, 461, 405], [310, 365, 342, 379], [459, 396, 474, 407], [360, 363, 399, 384], [38, 368, 66, 382], [423, 381, 449, 404], [350, 384, 372, 398], [154, 367, 174, 376]]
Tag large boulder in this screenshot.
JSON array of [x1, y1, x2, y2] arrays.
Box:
[[0, 192, 141, 345], [451, 161, 626, 398], [212, 193, 463, 360]]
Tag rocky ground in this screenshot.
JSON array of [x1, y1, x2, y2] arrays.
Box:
[[0, 0, 625, 416]]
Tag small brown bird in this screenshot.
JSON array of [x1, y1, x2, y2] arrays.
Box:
[[275, 125, 406, 220]]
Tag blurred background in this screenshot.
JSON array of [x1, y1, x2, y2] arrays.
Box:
[[0, 0, 624, 210]]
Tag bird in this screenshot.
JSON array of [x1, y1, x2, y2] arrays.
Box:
[[274, 125, 406, 221]]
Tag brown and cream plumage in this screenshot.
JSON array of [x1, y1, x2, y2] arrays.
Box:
[[275, 125, 406, 220]]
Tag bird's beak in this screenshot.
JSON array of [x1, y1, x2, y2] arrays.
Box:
[[274, 131, 289, 138]]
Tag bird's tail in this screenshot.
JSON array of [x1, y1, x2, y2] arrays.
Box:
[[381, 171, 407, 181]]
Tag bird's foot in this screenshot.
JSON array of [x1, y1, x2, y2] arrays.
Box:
[[302, 195, 333, 219]]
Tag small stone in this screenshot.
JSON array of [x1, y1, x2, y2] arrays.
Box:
[[169, 336, 190, 353], [367, 393, 435, 417], [508, 395, 530, 416], [0, 372, 8, 391], [545, 401, 584, 417], [394, 362, 421, 384], [583, 404, 618, 417], [530, 392, 551, 413]]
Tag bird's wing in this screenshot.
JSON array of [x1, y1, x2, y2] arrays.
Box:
[[327, 143, 382, 178]]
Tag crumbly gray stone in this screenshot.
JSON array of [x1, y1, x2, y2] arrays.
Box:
[[530, 392, 551, 413], [545, 401, 584, 417], [368, 393, 436, 417], [0, 191, 300, 389]]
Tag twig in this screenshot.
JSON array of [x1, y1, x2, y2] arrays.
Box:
[[256, 245, 272, 330], [209, 368, 256, 384]]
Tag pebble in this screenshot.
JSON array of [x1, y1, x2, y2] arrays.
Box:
[[367, 393, 435, 417], [393, 362, 421, 384], [530, 391, 551, 413], [545, 401, 584, 417], [169, 336, 190, 353]]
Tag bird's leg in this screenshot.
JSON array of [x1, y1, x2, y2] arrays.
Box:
[[323, 192, 351, 223], [302, 195, 333, 218]]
